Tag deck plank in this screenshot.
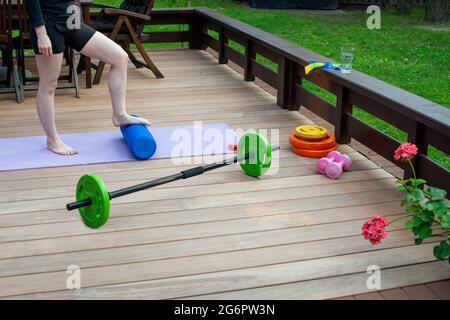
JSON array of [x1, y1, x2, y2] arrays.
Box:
[[0, 49, 447, 299]]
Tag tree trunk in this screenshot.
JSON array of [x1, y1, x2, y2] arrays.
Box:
[[395, 0, 414, 14], [425, 0, 449, 21]]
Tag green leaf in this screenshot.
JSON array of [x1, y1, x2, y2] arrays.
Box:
[[440, 241, 450, 257], [397, 185, 407, 191], [410, 178, 426, 186], [433, 241, 450, 261], [434, 245, 444, 260], [425, 199, 448, 213], [405, 220, 415, 230], [414, 238, 423, 245], [425, 186, 447, 198], [413, 215, 423, 227], [395, 179, 408, 185], [436, 212, 450, 228], [403, 193, 415, 205], [411, 189, 425, 202], [417, 224, 432, 239], [418, 210, 434, 222], [405, 205, 421, 215]]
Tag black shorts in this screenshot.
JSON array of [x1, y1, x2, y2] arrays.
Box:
[[30, 21, 96, 55]]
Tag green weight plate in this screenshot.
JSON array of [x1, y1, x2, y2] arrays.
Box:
[[76, 174, 110, 228], [238, 132, 272, 177]]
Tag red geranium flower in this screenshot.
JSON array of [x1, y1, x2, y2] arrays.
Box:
[[362, 215, 389, 245], [394, 143, 418, 162]]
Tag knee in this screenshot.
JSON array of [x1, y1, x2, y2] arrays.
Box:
[[39, 78, 58, 95], [112, 49, 129, 68]]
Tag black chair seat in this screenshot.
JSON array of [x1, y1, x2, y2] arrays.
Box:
[[90, 18, 129, 34]]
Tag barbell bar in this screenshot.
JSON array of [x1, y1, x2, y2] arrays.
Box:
[[66, 132, 280, 229]]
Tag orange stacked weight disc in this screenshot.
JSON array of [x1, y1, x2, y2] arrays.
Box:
[[289, 132, 336, 150], [291, 144, 339, 158]]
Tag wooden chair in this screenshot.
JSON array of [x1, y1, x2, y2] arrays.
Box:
[[80, 0, 164, 85], [0, 0, 23, 102], [13, 0, 80, 99]]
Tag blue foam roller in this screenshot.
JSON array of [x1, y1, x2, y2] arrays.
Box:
[[120, 116, 157, 160]]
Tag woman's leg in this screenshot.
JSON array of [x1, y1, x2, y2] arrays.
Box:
[[80, 31, 149, 127], [35, 53, 78, 155]]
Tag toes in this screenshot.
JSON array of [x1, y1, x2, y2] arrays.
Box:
[[65, 147, 78, 155]]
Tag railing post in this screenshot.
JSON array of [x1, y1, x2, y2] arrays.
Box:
[[277, 58, 297, 110], [218, 26, 228, 64], [335, 85, 353, 144], [294, 75, 302, 111], [244, 39, 255, 82], [405, 121, 428, 180], [189, 15, 206, 50]]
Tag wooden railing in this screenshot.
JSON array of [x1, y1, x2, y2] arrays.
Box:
[[139, 8, 449, 191]]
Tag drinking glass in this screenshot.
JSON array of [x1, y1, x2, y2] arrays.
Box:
[[341, 48, 355, 74]]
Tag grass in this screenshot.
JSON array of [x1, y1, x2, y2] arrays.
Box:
[[98, 0, 450, 169]]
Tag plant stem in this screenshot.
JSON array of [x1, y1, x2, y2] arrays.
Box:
[[407, 159, 417, 187]]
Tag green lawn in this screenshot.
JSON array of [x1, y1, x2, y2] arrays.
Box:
[[99, 0, 450, 168]]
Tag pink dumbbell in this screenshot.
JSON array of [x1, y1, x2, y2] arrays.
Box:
[[316, 151, 344, 174], [316, 151, 352, 179]]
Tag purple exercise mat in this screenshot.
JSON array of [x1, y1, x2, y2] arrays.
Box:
[[0, 124, 236, 171]]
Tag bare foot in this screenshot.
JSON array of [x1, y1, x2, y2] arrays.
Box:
[[113, 114, 150, 127], [47, 139, 78, 156]]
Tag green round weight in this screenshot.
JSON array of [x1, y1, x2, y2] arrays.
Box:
[[76, 174, 110, 228], [238, 132, 272, 177]]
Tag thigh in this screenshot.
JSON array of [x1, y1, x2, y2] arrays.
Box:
[[64, 23, 96, 53], [35, 53, 64, 82], [79, 31, 126, 65]]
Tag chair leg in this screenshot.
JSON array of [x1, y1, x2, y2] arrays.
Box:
[[5, 55, 12, 86], [135, 43, 164, 79], [136, 42, 164, 79], [77, 54, 86, 74], [93, 61, 106, 85], [1, 49, 6, 66], [4, 49, 14, 86], [4, 49, 23, 102], [120, 40, 142, 69], [18, 47, 26, 87], [11, 62, 24, 103], [71, 49, 81, 98], [16, 45, 27, 88], [123, 17, 164, 79], [64, 47, 70, 66], [67, 48, 73, 82]]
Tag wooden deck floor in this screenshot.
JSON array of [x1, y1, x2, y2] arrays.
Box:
[[0, 49, 448, 299]]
